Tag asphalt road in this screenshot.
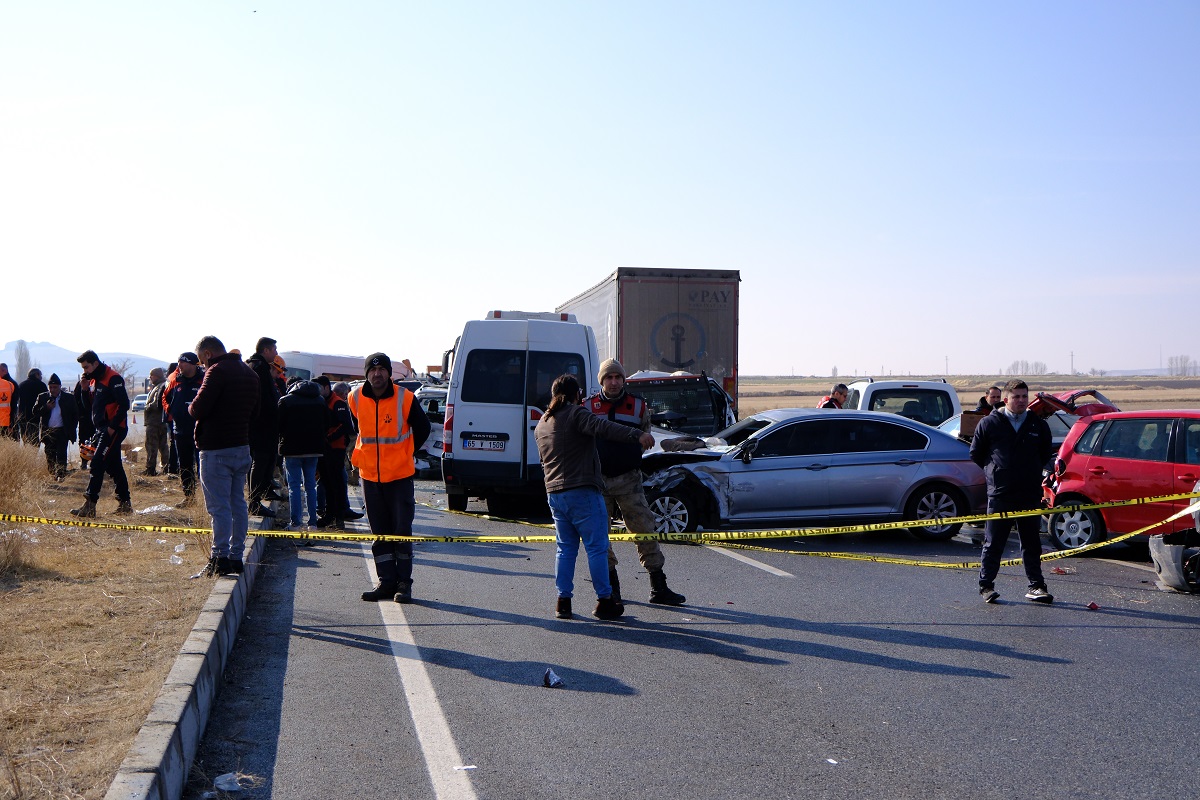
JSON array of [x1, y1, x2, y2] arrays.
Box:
[[185, 479, 1200, 800]]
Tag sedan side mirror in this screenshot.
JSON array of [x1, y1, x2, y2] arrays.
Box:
[[739, 438, 758, 464]]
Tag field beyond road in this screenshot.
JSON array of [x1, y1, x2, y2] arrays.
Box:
[[737, 375, 1200, 416]]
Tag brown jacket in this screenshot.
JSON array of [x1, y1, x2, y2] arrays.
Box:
[[535, 403, 644, 494]]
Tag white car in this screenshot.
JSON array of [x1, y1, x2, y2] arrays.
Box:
[[414, 385, 447, 477], [131, 393, 149, 412], [844, 379, 962, 426]]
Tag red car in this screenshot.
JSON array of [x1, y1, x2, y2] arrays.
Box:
[[1045, 410, 1200, 554]]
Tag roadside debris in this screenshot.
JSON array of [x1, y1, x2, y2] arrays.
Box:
[[1087, 602, 1101, 610], [543, 667, 564, 688]]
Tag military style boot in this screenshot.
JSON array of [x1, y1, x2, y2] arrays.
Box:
[[70, 498, 97, 518], [394, 581, 414, 604], [555, 597, 573, 619], [593, 596, 625, 620], [608, 568, 623, 605], [361, 581, 398, 601], [114, 500, 134, 514], [648, 569, 686, 606]]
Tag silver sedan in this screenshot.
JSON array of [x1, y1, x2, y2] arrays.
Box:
[[643, 408, 987, 539]]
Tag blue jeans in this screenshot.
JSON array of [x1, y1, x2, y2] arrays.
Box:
[[547, 488, 612, 600], [199, 445, 253, 560], [285, 456, 319, 526]]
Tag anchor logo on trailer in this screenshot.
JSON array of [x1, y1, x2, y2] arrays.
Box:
[[650, 313, 707, 370]]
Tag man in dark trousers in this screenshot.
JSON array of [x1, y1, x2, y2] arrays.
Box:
[[164, 353, 205, 507], [315, 376, 356, 530], [17, 368, 49, 446], [33, 374, 78, 480], [969, 378, 1055, 604], [245, 336, 282, 517], [71, 352, 132, 517], [348, 353, 430, 604]]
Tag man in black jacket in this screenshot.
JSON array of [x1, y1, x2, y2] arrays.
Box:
[[165, 353, 205, 506], [969, 378, 1055, 604], [33, 374, 78, 480], [71, 352, 132, 517], [17, 368, 48, 446], [246, 336, 282, 517], [278, 379, 329, 533], [191, 335, 260, 577]]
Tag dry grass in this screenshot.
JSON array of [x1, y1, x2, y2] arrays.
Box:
[[0, 438, 214, 800]]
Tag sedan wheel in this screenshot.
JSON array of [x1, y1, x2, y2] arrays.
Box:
[[648, 491, 699, 534], [1047, 506, 1106, 550], [906, 486, 964, 540]]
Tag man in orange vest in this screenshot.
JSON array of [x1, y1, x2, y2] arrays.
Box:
[[0, 362, 15, 438], [348, 352, 431, 604]]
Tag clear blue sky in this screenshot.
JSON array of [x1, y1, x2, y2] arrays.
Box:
[[2, 1, 1196, 376]]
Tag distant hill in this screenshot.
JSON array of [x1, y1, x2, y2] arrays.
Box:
[[1, 340, 172, 392]]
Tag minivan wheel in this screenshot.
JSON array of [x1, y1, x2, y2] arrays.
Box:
[[648, 490, 699, 534], [906, 485, 965, 540], [1047, 505, 1106, 550], [446, 491, 468, 512]]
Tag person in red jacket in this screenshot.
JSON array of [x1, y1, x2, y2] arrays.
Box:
[[71, 350, 132, 518]]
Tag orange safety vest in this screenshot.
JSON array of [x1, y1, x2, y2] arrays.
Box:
[[0, 380, 12, 426], [348, 384, 415, 483]]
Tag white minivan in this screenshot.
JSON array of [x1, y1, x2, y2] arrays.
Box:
[[441, 311, 600, 513]]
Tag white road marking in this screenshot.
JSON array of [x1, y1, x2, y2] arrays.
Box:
[[1094, 558, 1157, 573], [363, 545, 478, 800], [706, 544, 794, 577]]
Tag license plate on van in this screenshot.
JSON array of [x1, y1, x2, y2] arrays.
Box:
[[463, 438, 506, 451]]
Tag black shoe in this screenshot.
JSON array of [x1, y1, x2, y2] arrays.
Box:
[[202, 556, 221, 577], [608, 569, 622, 605], [250, 503, 276, 518], [648, 569, 686, 606], [114, 500, 134, 515], [344, 509, 365, 520], [556, 597, 573, 619], [1025, 585, 1054, 604], [226, 559, 245, 575], [394, 584, 413, 604], [593, 597, 624, 620], [315, 515, 337, 529], [980, 585, 1000, 603], [362, 582, 398, 601]]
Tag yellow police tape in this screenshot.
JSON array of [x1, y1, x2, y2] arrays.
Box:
[[2, 492, 1198, 573]]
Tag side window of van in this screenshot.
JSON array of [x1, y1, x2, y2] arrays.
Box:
[[527, 352, 586, 410], [462, 350, 526, 404]]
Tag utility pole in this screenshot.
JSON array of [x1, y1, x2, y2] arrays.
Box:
[[1070, 351, 1074, 375], [945, 355, 949, 375]]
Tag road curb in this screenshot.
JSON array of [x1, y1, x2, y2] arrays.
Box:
[[103, 517, 270, 800]]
